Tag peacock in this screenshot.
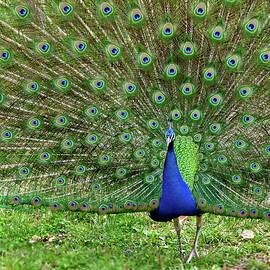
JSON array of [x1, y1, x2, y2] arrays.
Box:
[[0, 0, 269, 263]]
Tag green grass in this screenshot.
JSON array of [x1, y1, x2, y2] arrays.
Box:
[[0, 209, 269, 270]]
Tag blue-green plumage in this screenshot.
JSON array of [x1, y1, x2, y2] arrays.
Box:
[[150, 141, 199, 222]]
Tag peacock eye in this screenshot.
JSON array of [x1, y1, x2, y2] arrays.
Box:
[[104, 7, 111, 14], [247, 23, 254, 30], [134, 13, 141, 20], [1, 52, 9, 59], [165, 28, 171, 34], [143, 57, 149, 63], [41, 45, 48, 51]]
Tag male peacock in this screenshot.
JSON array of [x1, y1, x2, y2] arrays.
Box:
[[0, 0, 269, 263]]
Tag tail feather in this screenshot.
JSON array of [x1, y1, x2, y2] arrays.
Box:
[[0, 0, 269, 219]]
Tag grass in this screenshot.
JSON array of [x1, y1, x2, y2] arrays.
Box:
[[0, 208, 269, 270]]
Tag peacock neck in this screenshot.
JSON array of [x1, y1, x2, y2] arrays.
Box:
[[150, 139, 199, 222]]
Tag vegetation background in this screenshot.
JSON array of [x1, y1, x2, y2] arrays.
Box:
[[0, 209, 269, 270]]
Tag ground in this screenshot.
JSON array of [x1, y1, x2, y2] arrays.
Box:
[[0, 209, 269, 270]]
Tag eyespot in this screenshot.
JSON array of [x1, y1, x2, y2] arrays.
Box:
[[171, 109, 182, 121], [153, 91, 166, 104], [264, 145, 270, 155], [54, 115, 68, 127], [226, 55, 241, 69], [193, 2, 207, 18], [123, 82, 137, 95], [159, 151, 166, 160], [81, 203, 90, 211], [85, 106, 99, 118], [244, 18, 259, 34], [165, 64, 178, 78], [216, 204, 224, 213], [37, 41, 51, 55], [11, 196, 21, 204], [242, 114, 255, 125], [203, 67, 216, 82], [55, 77, 70, 91], [150, 199, 159, 209], [0, 49, 11, 62], [200, 163, 207, 171], [250, 209, 258, 217], [204, 142, 214, 151], [217, 155, 227, 164], [15, 5, 30, 18], [39, 152, 51, 162], [259, 50, 270, 65], [73, 41, 87, 53], [254, 187, 263, 196], [147, 119, 159, 129], [115, 168, 127, 178], [198, 199, 207, 207], [99, 205, 108, 213], [209, 94, 222, 106], [54, 176, 66, 186], [119, 132, 132, 143], [150, 158, 160, 168], [152, 139, 162, 147], [68, 201, 78, 210], [209, 123, 221, 134], [115, 109, 129, 120], [145, 174, 155, 184], [106, 44, 121, 58], [100, 2, 114, 17], [61, 138, 75, 150], [180, 125, 189, 135], [190, 109, 201, 121], [75, 165, 86, 174], [24, 81, 40, 94], [237, 209, 247, 218], [92, 184, 101, 191], [202, 176, 210, 184], [27, 117, 42, 129], [234, 139, 248, 150], [161, 23, 174, 38], [18, 166, 30, 177], [130, 8, 143, 24], [134, 149, 146, 159], [90, 79, 106, 91], [180, 42, 196, 57], [238, 86, 253, 99], [232, 174, 242, 184], [180, 83, 195, 96], [59, 2, 73, 16], [85, 133, 99, 145], [250, 162, 261, 172], [98, 154, 111, 165], [1, 129, 13, 141], [193, 133, 202, 142], [211, 26, 224, 41], [263, 212, 270, 220], [138, 52, 152, 67], [32, 197, 41, 206], [50, 203, 61, 211]]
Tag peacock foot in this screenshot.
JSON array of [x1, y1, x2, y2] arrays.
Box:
[[186, 247, 199, 263]]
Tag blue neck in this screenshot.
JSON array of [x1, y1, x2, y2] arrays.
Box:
[[150, 142, 199, 221]]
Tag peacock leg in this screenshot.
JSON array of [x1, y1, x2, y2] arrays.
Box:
[[173, 217, 183, 258], [186, 215, 202, 263]]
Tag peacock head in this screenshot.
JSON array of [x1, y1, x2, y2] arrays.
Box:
[[165, 128, 175, 146]]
